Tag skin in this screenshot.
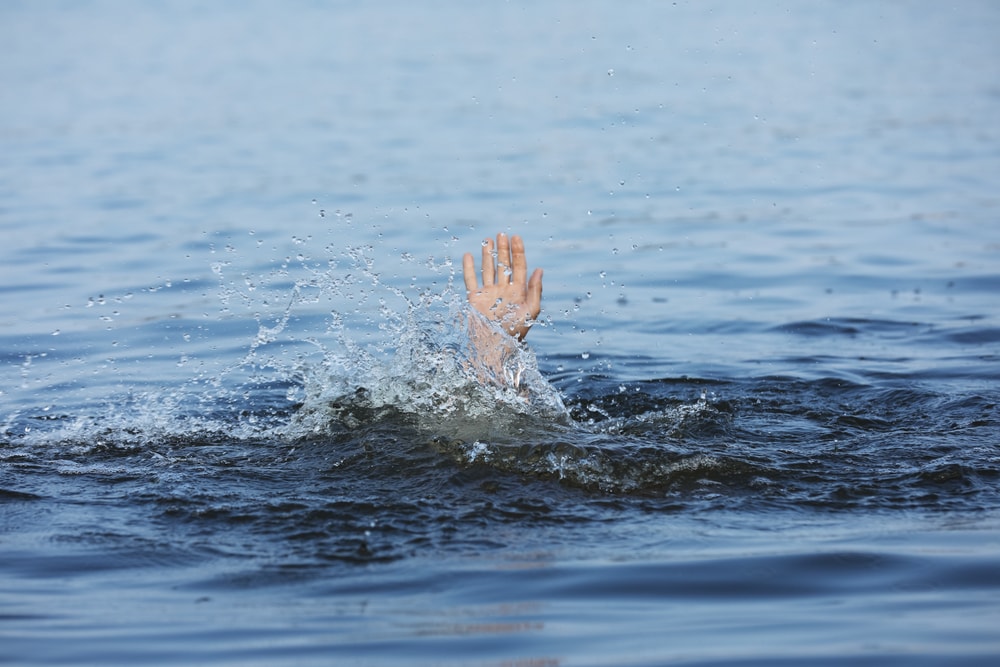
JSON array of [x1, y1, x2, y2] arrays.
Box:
[[462, 233, 543, 341]]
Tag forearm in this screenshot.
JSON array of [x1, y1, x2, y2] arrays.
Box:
[[465, 313, 526, 389]]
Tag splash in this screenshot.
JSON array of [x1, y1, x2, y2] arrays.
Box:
[[212, 237, 573, 442], [207, 236, 572, 441], [283, 287, 572, 443], [1, 237, 570, 451]]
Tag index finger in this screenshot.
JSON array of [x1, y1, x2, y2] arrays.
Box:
[[481, 236, 496, 286], [510, 235, 528, 285]]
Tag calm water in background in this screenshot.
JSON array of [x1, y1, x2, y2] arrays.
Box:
[[2, 1, 1000, 665]]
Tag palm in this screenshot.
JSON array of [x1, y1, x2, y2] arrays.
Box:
[[462, 233, 543, 340]]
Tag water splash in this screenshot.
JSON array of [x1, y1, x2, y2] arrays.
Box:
[[3, 238, 570, 450], [214, 238, 571, 442], [284, 297, 571, 444]]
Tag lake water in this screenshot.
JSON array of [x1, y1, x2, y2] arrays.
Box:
[[2, 1, 1000, 665]]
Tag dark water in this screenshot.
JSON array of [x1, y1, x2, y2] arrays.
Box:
[[3, 1, 1000, 665]]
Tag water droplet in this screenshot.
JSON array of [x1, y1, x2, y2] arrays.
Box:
[[581, 352, 590, 359]]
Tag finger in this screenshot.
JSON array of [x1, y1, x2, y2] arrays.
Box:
[[495, 232, 511, 282], [480, 237, 495, 286], [510, 234, 528, 286], [462, 252, 478, 292], [527, 268, 543, 318]]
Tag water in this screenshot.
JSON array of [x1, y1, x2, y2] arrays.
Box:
[[3, 1, 1000, 664]]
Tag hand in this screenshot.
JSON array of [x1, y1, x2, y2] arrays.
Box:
[[462, 233, 543, 340]]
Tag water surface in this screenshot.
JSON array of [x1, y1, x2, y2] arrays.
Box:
[[2, 2, 1000, 665]]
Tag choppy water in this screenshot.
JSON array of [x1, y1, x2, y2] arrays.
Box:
[[3, 1, 1000, 665]]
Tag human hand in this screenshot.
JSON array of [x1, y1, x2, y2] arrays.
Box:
[[462, 232, 543, 340]]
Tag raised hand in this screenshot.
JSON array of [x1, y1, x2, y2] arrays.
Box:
[[462, 233, 543, 340]]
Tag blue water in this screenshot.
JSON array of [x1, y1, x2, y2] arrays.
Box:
[[3, 1, 1000, 665]]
